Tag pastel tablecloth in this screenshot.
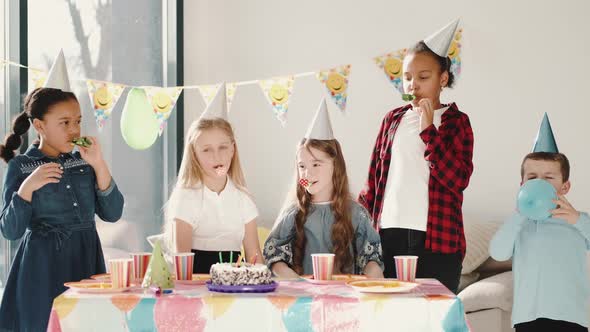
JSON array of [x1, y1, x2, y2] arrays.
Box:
[[47, 278, 470, 332]]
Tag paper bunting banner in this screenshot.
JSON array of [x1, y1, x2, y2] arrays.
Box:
[[259, 76, 294, 126], [197, 84, 222, 109], [144, 87, 183, 135], [226, 82, 237, 113], [317, 65, 350, 112], [28, 69, 47, 92], [374, 49, 407, 95], [449, 28, 463, 81], [86, 80, 126, 130]]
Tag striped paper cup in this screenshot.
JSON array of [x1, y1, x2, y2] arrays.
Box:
[[130, 252, 152, 282], [394, 255, 418, 282], [311, 253, 335, 281], [173, 252, 195, 281], [108, 258, 133, 289]]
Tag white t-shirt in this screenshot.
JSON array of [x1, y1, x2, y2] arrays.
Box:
[[379, 106, 448, 231], [168, 177, 258, 251]]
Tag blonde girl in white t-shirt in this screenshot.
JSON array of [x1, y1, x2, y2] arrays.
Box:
[[163, 117, 264, 273]]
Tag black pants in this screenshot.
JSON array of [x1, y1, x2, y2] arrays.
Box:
[[515, 318, 586, 332], [191, 249, 242, 274], [380, 228, 462, 294]]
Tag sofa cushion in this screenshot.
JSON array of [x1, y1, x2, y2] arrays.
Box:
[[459, 271, 513, 313], [458, 272, 480, 293], [462, 220, 503, 274], [477, 257, 513, 281]]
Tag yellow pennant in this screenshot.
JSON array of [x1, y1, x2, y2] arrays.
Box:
[[86, 80, 126, 130], [317, 64, 350, 112], [144, 87, 183, 136], [258, 75, 294, 126]]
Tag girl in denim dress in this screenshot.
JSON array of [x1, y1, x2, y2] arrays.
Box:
[[0, 86, 124, 331]]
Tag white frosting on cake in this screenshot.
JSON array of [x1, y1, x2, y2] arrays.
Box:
[[210, 263, 272, 286]]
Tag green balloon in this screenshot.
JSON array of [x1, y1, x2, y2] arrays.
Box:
[[120, 88, 159, 150]]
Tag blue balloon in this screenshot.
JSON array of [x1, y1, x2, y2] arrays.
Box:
[[517, 179, 557, 221]]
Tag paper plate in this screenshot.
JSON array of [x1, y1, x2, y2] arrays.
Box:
[[64, 282, 131, 294], [90, 273, 110, 281], [175, 274, 210, 285], [347, 279, 418, 293], [302, 274, 368, 285]]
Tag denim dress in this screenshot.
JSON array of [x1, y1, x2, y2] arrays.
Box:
[[0, 144, 124, 332]]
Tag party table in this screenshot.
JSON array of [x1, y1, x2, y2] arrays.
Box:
[[47, 278, 470, 332]]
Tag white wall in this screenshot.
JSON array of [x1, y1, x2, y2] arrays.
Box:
[[184, 0, 590, 227]]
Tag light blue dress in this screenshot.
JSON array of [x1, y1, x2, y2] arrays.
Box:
[[264, 201, 383, 274]]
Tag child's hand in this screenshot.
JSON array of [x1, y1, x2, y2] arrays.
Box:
[[18, 163, 63, 202], [417, 98, 434, 131], [551, 195, 580, 225], [78, 137, 105, 168]]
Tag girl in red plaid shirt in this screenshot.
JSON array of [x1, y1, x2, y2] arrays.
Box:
[[359, 22, 474, 293]]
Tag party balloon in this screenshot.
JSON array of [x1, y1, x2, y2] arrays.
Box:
[[120, 88, 159, 150], [517, 179, 557, 221]]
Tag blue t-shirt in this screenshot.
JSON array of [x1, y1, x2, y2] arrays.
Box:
[[490, 212, 590, 327]]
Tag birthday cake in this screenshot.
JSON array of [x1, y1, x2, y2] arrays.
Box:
[[209, 263, 272, 286]]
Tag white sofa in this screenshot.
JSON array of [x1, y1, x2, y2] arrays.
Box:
[[459, 219, 590, 332], [96, 218, 144, 272]]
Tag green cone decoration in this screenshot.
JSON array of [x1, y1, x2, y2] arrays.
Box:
[[141, 239, 175, 289]]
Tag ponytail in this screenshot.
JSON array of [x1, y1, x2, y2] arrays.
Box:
[[0, 112, 31, 162]]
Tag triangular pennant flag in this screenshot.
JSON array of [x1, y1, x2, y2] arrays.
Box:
[[141, 240, 175, 289], [197, 84, 222, 109], [259, 76, 295, 126], [44, 49, 72, 92], [424, 18, 460, 58], [28, 69, 48, 93], [448, 28, 463, 81], [226, 82, 237, 113], [144, 86, 183, 136], [317, 64, 350, 112], [86, 80, 126, 130], [374, 49, 408, 95], [532, 113, 558, 153], [199, 82, 228, 121], [304, 98, 334, 140]]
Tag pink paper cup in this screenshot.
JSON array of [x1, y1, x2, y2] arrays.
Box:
[[311, 253, 335, 281], [173, 252, 195, 281], [130, 252, 152, 282], [108, 258, 133, 288], [394, 255, 418, 282]]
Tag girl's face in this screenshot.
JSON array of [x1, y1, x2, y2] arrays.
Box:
[[402, 52, 448, 107], [194, 128, 235, 179], [33, 99, 82, 156], [297, 146, 334, 201]]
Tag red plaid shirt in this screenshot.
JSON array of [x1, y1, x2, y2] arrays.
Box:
[[358, 102, 474, 257]]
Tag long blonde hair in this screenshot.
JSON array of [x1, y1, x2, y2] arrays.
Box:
[[163, 118, 247, 240], [279, 138, 354, 274]]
